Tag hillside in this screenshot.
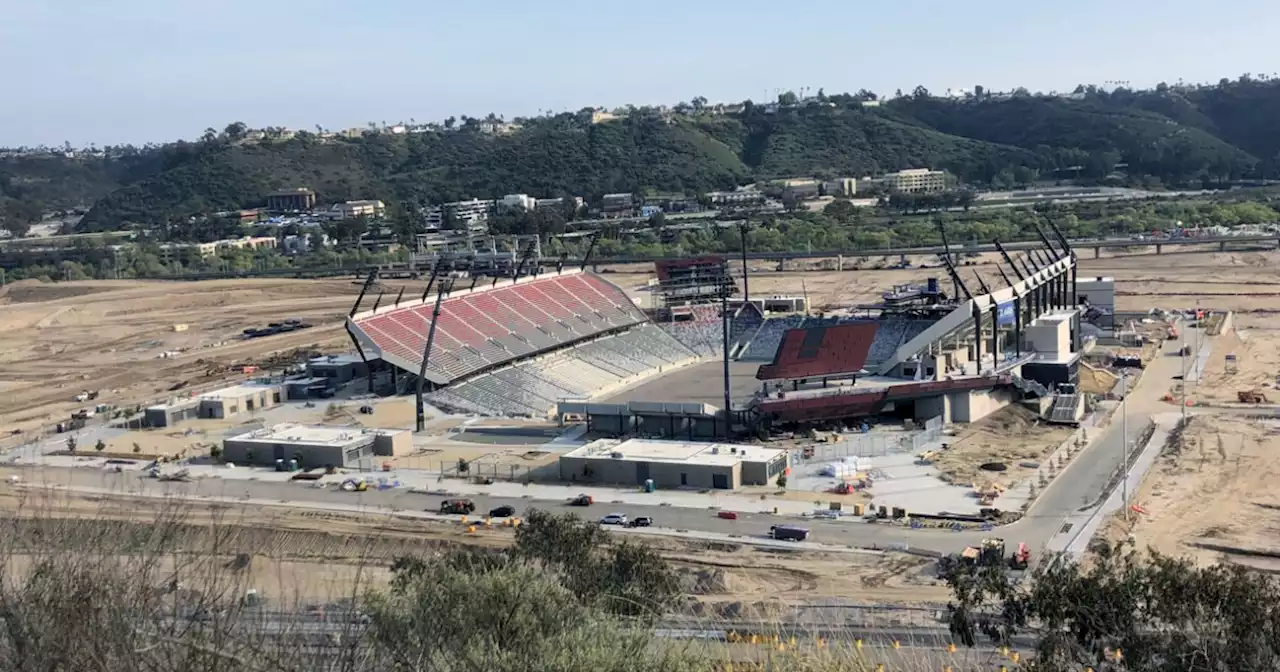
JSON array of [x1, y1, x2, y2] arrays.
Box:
[[2, 75, 1279, 232]]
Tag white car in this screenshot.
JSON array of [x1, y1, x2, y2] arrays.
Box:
[[599, 513, 628, 526]]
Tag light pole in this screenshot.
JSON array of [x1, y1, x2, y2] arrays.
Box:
[[1121, 367, 1129, 521]]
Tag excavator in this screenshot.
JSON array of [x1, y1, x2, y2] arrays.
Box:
[[1239, 389, 1271, 404]]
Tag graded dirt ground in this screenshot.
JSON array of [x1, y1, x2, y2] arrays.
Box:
[[0, 278, 364, 434], [0, 482, 949, 609], [1102, 414, 1280, 571], [932, 405, 1077, 490]]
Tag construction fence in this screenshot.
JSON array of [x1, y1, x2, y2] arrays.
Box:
[[802, 416, 945, 461]]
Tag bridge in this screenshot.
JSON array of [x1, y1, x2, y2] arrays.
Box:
[[4, 232, 1277, 278]]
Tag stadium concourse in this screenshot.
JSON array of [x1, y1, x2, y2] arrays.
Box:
[[348, 269, 701, 416]]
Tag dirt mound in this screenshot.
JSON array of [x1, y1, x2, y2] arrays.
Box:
[[679, 568, 732, 595], [0, 279, 123, 304]]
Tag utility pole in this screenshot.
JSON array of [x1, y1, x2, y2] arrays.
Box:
[[1181, 321, 1188, 449], [721, 278, 732, 440]]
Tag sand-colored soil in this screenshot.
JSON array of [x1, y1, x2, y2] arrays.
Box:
[[0, 482, 948, 608], [1106, 415, 1280, 571], [0, 278, 362, 434], [933, 405, 1076, 490]]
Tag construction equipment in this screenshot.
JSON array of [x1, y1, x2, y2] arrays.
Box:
[[979, 538, 1006, 567], [340, 478, 368, 492], [973, 482, 1005, 505], [1009, 542, 1031, 570], [439, 499, 476, 515], [568, 494, 594, 506], [1239, 389, 1271, 404]]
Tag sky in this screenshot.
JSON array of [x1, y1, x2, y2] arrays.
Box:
[[3, 0, 1277, 147]]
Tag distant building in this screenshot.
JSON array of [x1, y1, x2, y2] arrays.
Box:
[[883, 168, 949, 194], [157, 236, 276, 263], [778, 178, 821, 199], [425, 198, 494, 231], [332, 200, 386, 220], [705, 189, 765, 206], [267, 188, 317, 212], [823, 178, 857, 197], [535, 196, 584, 211], [601, 192, 635, 215], [500, 194, 537, 210], [590, 109, 624, 124]]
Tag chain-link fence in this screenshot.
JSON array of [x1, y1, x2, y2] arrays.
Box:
[[802, 416, 944, 461]]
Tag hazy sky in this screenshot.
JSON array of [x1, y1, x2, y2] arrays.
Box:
[[3, 0, 1276, 147]]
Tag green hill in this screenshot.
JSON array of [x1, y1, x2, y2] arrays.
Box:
[[3, 76, 1279, 233]]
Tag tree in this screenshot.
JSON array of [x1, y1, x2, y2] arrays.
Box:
[[65, 437, 76, 453], [443, 116, 456, 130], [912, 85, 931, 99], [690, 96, 707, 112], [0, 198, 42, 238], [94, 439, 106, 453], [945, 543, 1280, 671], [223, 121, 248, 141], [777, 90, 799, 106], [132, 442, 141, 454]]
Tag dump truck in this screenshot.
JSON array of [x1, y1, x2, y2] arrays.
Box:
[[1239, 389, 1270, 404]]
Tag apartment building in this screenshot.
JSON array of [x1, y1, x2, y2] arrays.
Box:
[[883, 169, 950, 194], [157, 236, 277, 263], [331, 200, 386, 220], [267, 188, 317, 212], [425, 199, 495, 231], [601, 193, 635, 215]]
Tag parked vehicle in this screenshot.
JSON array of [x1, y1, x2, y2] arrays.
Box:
[[439, 499, 476, 515], [627, 516, 653, 528], [769, 525, 809, 541], [599, 513, 628, 526], [488, 505, 516, 518]]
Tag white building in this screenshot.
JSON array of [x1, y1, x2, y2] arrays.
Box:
[[425, 198, 495, 231], [500, 194, 537, 210], [705, 189, 765, 205], [331, 200, 386, 220], [883, 168, 949, 194]]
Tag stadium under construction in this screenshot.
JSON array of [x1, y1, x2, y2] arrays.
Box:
[[345, 219, 1094, 436]]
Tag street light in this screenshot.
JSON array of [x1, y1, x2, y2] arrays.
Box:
[[1120, 368, 1129, 521]]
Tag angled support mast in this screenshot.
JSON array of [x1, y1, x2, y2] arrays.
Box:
[[936, 220, 972, 300], [415, 278, 452, 432], [993, 240, 1026, 283]]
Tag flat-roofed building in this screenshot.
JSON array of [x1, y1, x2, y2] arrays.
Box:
[[267, 188, 317, 212], [883, 169, 949, 194], [221, 423, 412, 468], [332, 200, 386, 219], [559, 438, 789, 490]]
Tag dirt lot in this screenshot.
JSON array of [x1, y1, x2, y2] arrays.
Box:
[[932, 405, 1077, 489], [0, 483, 949, 609], [1103, 414, 1280, 571], [0, 278, 363, 434]]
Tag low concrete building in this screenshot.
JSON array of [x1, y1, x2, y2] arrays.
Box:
[[222, 423, 411, 468], [307, 354, 368, 385], [144, 398, 202, 428], [196, 382, 284, 419], [559, 438, 789, 490]]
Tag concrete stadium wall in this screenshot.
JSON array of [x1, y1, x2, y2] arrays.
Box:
[[950, 387, 1014, 424]]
